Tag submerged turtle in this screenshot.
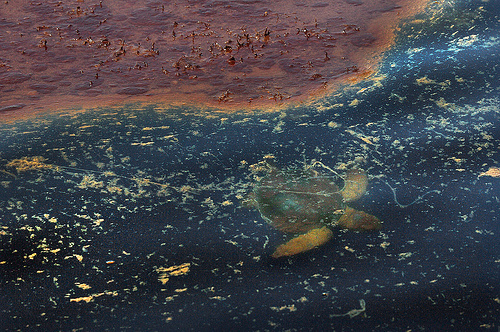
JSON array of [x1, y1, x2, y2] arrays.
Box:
[[252, 165, 382, 258]]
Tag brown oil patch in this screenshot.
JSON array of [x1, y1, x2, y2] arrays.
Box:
[[156, 262, 191, 285], [272, 226, 333, 258], [69, 290, 118, 303], [479, 167, 500, 178], [5, 156, 54, 173], [0, 0, 429, 118]]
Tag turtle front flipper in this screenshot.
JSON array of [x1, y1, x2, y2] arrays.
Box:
[[337, 206, 382, 231], [271, 226, 333, 258]]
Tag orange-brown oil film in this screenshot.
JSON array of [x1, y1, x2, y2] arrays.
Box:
[[0, 0, 429, 116]]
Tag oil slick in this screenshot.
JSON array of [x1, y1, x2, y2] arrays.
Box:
[[0, 0, 430, 116]]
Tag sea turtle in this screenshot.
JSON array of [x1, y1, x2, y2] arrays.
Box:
[[252, 165, 382, 258]]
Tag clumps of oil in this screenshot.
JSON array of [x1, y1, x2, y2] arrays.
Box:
[[3, 156, 54, 176]]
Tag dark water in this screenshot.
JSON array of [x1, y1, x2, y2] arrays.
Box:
[[0, 0, 499, 331]]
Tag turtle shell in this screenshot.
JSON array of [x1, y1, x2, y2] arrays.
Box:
[[254, 168, 345, 234]]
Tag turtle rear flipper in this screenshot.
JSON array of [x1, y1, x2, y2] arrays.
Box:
[[337, 206, 381, 231], [271, 226, 333, 258]]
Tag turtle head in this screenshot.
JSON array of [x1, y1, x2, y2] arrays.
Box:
[[340, 169, 368, 202]]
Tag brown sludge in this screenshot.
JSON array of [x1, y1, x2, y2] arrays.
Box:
[[0, 0, 428, 116]]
